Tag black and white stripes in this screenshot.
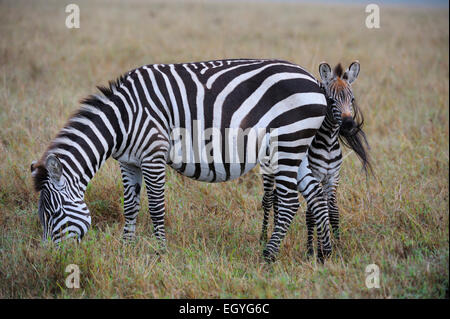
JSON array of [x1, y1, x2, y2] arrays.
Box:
[[31, 58, 328, 261], [260, 61, 371, 261]]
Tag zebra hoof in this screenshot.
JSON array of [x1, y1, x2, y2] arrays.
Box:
[[262, 248, 276, 263], [155, 242, 167, 255], [317, 248, 332, 263], [306, 248, 314, 258], [121, 234, 136, 243], [155, 248, 167, 257]]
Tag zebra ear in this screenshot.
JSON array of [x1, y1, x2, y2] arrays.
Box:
[[319, 62, 333, 84], [345, 61, 360, 84], [31, 160, 38, 177], [45, 154, 62, 183]]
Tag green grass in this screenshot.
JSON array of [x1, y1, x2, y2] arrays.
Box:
[[0, 0, 448, 298]]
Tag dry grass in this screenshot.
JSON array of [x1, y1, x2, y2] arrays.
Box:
[[0, 0, 448, 298]]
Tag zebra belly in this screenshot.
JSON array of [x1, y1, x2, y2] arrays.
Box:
[[167, 130, 265, 182], [169, 162, 258, 183]]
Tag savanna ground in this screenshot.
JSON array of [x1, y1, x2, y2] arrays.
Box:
[[0, 0, 448, 298]]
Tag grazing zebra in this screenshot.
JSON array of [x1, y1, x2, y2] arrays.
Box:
[[30, 58, 328, 262], [260, 61, 371, 261]]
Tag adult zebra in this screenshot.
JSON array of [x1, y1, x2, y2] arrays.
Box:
[[30, 58, 328, 262], [260, 61, 372, 261]]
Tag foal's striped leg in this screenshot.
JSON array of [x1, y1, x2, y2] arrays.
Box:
[[298, 170, 332, 261], [324, 179, 340, 242]]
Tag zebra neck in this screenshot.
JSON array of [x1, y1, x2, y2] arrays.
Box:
[[320, 114, 341, 141], [47, 97, 128, 193], [309, 115, 340, 153]]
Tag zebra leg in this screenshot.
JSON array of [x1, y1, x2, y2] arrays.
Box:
[[305, 208, 315, 257], [324, 181, 340, 242], [263, 174, 300, 263], [260, 174, 275, 244], [273, 188, 279, 227], [299, 177, 332, 262], [142, 154, 168, 252], [119, 162, 143, 240], [311, 190, 332, 262]]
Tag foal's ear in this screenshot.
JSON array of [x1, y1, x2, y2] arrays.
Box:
[[319, 62, 333, 84], [345, 61, 360, 84], [30, 160, 38, 177], [45, 154, 62, 183]]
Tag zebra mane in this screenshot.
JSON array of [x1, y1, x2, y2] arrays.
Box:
[[80, 72, 129, 106], [96, 73, 128, 100], [338, 98, 374, 176], [334, 63, 343, 77], [32, 72, 131, 192]]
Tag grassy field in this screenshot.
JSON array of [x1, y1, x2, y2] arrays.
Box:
[[0, 0, 448, 298]]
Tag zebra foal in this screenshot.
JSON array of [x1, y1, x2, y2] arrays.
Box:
[[260, 61, 372, 261], [30, 59, 328, 262]]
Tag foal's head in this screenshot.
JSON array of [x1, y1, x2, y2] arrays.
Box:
[[318, 61, 372, 174]]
